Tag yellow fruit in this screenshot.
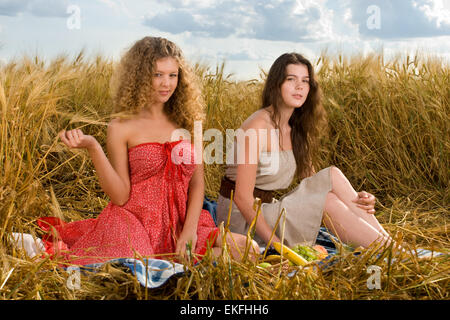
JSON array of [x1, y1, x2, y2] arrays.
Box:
[[264, 255, 282, 263], [257, 262, 272, 269], [272, 242, 309, 266]]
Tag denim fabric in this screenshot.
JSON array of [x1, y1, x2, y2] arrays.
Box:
[[202, 196, 218, 226]]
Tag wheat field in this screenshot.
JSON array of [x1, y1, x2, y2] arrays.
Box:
[[0, 51, 448, 300]]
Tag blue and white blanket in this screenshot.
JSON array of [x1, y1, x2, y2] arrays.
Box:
[[67, 258, 186, 289], [64, 226, 340, 289], [62, 198, 446, 289]]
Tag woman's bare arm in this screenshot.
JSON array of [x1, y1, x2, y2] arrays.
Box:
[[176, 163, 205, 255], [233, 117, 282, 245], [59, 119, 131, 206]]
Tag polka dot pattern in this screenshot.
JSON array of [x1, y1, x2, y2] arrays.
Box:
[[38, 140, 218, 265]]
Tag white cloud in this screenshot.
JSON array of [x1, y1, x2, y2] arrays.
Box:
[[1, 0, 449, 80], [165, 0, 215, 8], [0, 0, 69, 17], [217, 47, 261, 61], [144, 0, 335, 42], [420, 0, 450, 27], [96, 0, 134, 18], [0, 0, 29, 16], [349, 0, 450, 39]]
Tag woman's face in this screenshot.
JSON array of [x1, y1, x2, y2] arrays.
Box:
[[151, 57, 179, 105], [280, 63, 310, 109]]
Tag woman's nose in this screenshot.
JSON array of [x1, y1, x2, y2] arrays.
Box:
[[296, 80, 308, 90]]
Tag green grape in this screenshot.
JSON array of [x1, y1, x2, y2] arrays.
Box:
[[292, 245, 318, 261]]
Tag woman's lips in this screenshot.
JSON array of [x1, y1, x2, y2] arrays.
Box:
[[293, 94, 303, 100], [159, 91, 170, 96]]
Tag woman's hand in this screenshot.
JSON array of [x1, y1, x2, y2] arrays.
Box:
[[176, 229, 197, 258], [59, 129, 98, 151], [352, 191, 376, 214]]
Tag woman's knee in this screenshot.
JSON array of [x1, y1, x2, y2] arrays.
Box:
[[325, 191, 340, 208], [214, 229, 260, 260], [228, 232, 260, 259], [230, 232, 254, 249], [244, 237, 260, 260], [324, 191, 350, 217], [330, 166, 344, 181]]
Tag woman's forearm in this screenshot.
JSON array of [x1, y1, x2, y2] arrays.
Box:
[[234, 195, 281, 244], [183, 167, 204, 232], [184, 189, 202, 231], [87, 142, 130, 206]]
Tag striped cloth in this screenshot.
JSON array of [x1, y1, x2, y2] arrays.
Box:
[[67, 258, 186, 289], [14, 198, 447, 289]]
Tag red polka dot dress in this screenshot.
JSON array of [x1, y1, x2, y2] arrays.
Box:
[[38, 140, 219, 265]]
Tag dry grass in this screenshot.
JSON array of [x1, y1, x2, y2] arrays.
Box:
[[0, 51, 448, 300]]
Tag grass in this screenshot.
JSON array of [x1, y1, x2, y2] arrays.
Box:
[[0, 51, 448, 300]]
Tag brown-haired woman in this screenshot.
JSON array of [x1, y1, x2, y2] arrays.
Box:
[[30, 36, 259, 265], [216, 53, 393, 250]]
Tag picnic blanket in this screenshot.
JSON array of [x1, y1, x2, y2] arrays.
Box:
[[58, 197, 218, 289], [60, 198, 339, 289], [62, 198, 339, 289], [66, 258, 186, 289], [13, 197, 445, 290]]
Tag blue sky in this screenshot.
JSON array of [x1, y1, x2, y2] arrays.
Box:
[[1, 0, 449, 80]]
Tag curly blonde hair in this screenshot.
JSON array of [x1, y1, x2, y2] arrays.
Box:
[[110, 36, 204, 132]]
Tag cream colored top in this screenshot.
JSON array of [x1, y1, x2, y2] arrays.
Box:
[[225, 149, 297, 190]]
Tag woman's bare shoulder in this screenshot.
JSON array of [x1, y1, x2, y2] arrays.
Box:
[[241, 108, 273, 131], [108, 116, 136, 126], [108, 116, 142, 131], [107, 117, 136, 143]]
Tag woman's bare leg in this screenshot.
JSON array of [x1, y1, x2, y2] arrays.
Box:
[[329, 167, 391, 239], [213, 231, 259, 262], [323, 192, 391, 248]]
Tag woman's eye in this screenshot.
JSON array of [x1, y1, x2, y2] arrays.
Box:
[[170, 74, 178, 78]]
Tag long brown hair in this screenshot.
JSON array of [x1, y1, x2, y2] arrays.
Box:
[[261, 53, 327, 179], [110, 36, 204, 132]]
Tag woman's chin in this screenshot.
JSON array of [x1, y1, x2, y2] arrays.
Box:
[[289, 102, 304, 109], [157, 96, 172, 104]]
